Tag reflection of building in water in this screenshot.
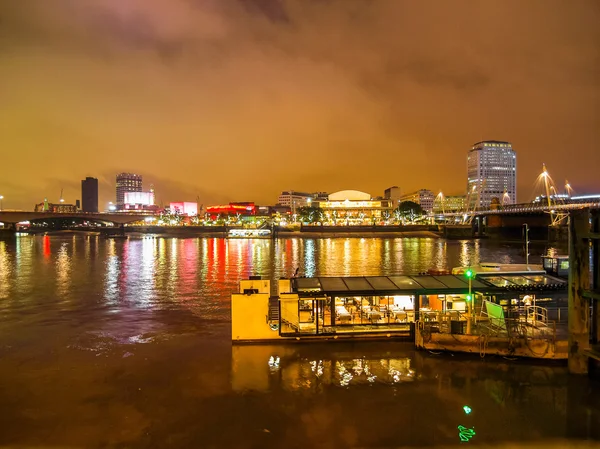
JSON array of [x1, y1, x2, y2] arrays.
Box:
[[231, 345, 415, 393], [231, 343, 600, 443]]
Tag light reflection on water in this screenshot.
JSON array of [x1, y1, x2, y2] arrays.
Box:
[[0, 233, 591, 449], [0, 234, 567, 334], [230, 343, 599, 447], [55, 242, 71, 299]]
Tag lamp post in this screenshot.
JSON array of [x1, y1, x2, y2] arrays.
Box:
[[0, 195, 3, 210], [465, 268, 474, 334], [523, 223, 530, 267]]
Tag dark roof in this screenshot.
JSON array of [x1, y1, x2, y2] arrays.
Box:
[[295, 275, 487, 296], [471, 140, 512, 147], [293, 274, 565, 296], [476, 273, 565, 288]]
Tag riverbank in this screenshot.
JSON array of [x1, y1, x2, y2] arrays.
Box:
[[277, 230, 442, 238], [121, 225, 447, 239], [11, 225, 447, 239]]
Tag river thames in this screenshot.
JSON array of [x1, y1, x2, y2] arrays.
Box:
[[0, 234, 598, 448]]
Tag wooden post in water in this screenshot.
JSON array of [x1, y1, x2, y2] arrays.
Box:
[[568, 208, 591, 374]]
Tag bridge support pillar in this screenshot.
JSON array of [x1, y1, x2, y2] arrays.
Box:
[[568, 209, 591, 374], [592, 210, 600, 346]]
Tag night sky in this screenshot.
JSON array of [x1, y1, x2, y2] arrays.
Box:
[[1, 0, 599, 210]]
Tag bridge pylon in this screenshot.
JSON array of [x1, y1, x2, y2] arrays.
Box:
[[540, 164, 568, 227]]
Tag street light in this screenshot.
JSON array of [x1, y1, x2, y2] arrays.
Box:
[[464, 268, 474, 334], [523, 223, 530, 266], [0, 195, 3, 210]]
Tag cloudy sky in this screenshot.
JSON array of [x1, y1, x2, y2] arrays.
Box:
[[1, 0, 598, 209]]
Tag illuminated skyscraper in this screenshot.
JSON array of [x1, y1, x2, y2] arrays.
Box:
[[81, 177, 98, 212], [116, 173, 142, 207], [467, 141, 516, 209]]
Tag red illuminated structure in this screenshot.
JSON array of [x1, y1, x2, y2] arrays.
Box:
[[206, 202, 255, 217]]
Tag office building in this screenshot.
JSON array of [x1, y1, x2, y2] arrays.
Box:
[[384, 186, 401, 208], [277, 191, 329, 214], [433, 195, 466, 214], [467, 140, 516, 209], [81, 177, 98, 213], [116, 173, 142, 207], [398, 189, 435, 213]]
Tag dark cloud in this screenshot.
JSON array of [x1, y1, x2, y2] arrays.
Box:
[[0, 0, 598, 209]]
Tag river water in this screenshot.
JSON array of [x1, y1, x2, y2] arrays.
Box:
[[0, 233, 598, 448]]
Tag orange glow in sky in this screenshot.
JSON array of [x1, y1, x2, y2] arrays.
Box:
[[1, 0, 599, 209]]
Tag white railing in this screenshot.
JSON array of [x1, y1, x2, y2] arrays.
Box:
[[437, 201, 600, 218]]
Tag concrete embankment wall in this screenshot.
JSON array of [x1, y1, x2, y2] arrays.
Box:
[[120, 225, 445, 239], [126, 226, 227, 237], [484, 213, 568, 241], [441, 225, 474, 239]]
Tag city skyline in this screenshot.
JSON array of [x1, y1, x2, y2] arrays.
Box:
[[1, 1, 599, 210], [1, 153, 599, 212]]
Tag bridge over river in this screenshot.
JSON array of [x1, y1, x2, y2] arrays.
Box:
[[0, 210, 153, 228]]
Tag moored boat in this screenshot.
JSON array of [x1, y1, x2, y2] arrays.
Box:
[[227, 228, 271, 239]]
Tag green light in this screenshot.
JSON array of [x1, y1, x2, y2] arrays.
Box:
[[463, 405, 472, 414], [458, 425, 476, 442], [465, 269, 473, 278], [466, 294, 472, 301]]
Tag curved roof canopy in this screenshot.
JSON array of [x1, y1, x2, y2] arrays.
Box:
[[328, 190, 371, 201]]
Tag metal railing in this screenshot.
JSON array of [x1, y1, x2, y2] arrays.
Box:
[[417, 308, 557, 342]]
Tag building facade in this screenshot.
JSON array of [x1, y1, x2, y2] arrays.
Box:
[[398, 189, 435, 213], [122, 188, 157, 211], [34, 199, 78, 213], [312, 190, 393, 224], [384, 186, 401, 208], [277, 191, 329, 214], [169, 202, 198, 216], [433, 195, 466, 214], [206, 202, 256, 218], [278, 191, 311, 213], [467, 141, 516, 209], [116, 173, 143, 207], [81, 177, 98, 213]]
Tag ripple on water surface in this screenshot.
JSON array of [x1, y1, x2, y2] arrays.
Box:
[[1, 234, 591, 449]]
